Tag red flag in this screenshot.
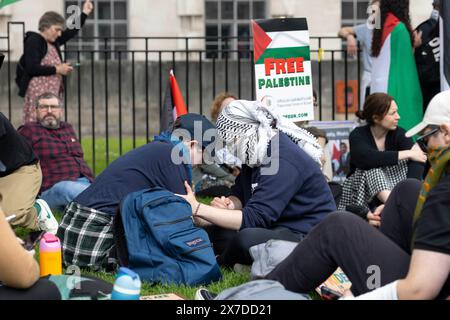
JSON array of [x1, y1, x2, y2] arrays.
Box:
[[170, 70, 188, 118], [160, 70, 188, 132], [251, 20, 272, 63], [332, 143, 341, 161]]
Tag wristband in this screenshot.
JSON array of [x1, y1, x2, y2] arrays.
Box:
[[194, 203, 201, 216]]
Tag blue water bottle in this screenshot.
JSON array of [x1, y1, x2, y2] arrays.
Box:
[[111, 267, 142, 300]]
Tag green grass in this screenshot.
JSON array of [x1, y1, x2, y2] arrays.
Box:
[[81, 137, 149, 175], [83, 268, 251, 299], [16, 206, 251, 300]]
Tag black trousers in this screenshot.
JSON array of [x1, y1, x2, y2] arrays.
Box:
[[267, 179, 421, 296], [207, 225, 305, 268], [0, 278, 61, 300]]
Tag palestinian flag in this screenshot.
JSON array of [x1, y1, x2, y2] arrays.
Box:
[[370, 13, 423, 131], [0, 0, 21, 8], [160, 70, 188, 132], [441, 0, 450, 91]]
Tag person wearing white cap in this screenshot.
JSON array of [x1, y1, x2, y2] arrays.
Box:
[[264, 91, 450, 300]]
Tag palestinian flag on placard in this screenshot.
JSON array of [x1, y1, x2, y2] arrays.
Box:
[[370, 13, 423, 131], [440, 0, 450, 91], [0, 0, 21, 9], [252, 18, 310, 68], [160, 70, 188, 132]]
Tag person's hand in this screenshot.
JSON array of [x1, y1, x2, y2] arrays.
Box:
[[17, 237, 36, 256], [409, 144, 427, 163], [367, 204, 384, 228], [56, 63, 73, 75], [211, 197, 229, 209], [413, 30, 423, 48], [346, 35, 358, 57], [339, 289, 355, 300], [83, 0, 94, 16], [231, 166, 240, 177], [211, 196, 235, 210], [175, 181, 199, 214]]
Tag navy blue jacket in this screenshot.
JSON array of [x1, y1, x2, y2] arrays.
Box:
[[75, 139, 191, 215], [231, 132, 336, 234]]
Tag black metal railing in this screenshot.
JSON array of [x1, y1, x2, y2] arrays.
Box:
[[0, 22, 362, 175]]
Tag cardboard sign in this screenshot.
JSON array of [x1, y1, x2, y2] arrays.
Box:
[[309, 120, 358, 183], [335, 80, 359, 114], [252, 18, 314, 121]]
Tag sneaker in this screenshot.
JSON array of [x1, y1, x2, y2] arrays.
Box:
[[34, 199, 59, 235], [194, 288, 217, 300]]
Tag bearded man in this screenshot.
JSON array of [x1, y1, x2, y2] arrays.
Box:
[[19, 92, 94, 211]]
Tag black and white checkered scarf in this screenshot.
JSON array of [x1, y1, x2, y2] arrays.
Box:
[[215, 100, 322, 167]]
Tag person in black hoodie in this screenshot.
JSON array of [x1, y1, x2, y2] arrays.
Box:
[[17, 0, 93, 124], [414, 0, 441, 112]]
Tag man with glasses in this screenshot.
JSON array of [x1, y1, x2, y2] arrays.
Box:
[[18, 92, 94, 211]]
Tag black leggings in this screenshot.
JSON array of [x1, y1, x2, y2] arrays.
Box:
[[267, 179, 421, 296], [207, 226, 305, 268], [0, 278, 61, 300]]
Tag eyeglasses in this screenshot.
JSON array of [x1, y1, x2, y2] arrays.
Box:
[[37, 105, 61, 111], [416, 126, 439, 152]]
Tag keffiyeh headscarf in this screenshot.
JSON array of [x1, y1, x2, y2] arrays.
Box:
[[215, 100, 323, 167]]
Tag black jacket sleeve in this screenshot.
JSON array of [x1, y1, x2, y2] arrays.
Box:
[[349, 127, 399, 170], [23, 35, 56, 76], [394, 128, 425, 179], [57, 13, 87, 45]]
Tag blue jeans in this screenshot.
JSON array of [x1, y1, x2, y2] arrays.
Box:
[[40, 177, 91, 211]]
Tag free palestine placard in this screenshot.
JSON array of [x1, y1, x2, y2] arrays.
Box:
[[252, 18, 314, 122]]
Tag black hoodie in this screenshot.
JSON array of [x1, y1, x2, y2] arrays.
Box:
[[16, 13, 87, 97]]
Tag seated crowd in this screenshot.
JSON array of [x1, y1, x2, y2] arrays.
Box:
[[1, 88, 449, 300]]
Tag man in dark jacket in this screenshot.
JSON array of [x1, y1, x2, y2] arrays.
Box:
[[57, 114, 217, 270], [414, 0, 441, 112]]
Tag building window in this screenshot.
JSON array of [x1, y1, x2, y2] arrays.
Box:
[[205, 0, 267, 59], [341, 0, 370, 27], [64, 0, 128, 60]]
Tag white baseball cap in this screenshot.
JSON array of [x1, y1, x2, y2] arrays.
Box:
[[405, 90, 450, 137]]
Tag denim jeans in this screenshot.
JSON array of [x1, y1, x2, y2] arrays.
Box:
[[40, 177, 91, 211]]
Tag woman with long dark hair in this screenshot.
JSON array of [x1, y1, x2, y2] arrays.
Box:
[[370, 0, 423, 131]]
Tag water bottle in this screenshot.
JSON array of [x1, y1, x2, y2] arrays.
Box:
[[111, 267, 142, 300], [39, 233, 62, 277]]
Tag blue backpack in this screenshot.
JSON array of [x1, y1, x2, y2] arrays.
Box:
[[115, 187, 222, 286]]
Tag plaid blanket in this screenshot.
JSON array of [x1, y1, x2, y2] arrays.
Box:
[[57, 201, 115, 270], [338, 160, 408, 212]]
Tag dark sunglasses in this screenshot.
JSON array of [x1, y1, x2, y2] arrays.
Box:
[[416, 126, 439, 152]]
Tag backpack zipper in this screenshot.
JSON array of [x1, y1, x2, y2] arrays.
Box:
[[181, 244, 213, 256], [154, 216, 192, 227]]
